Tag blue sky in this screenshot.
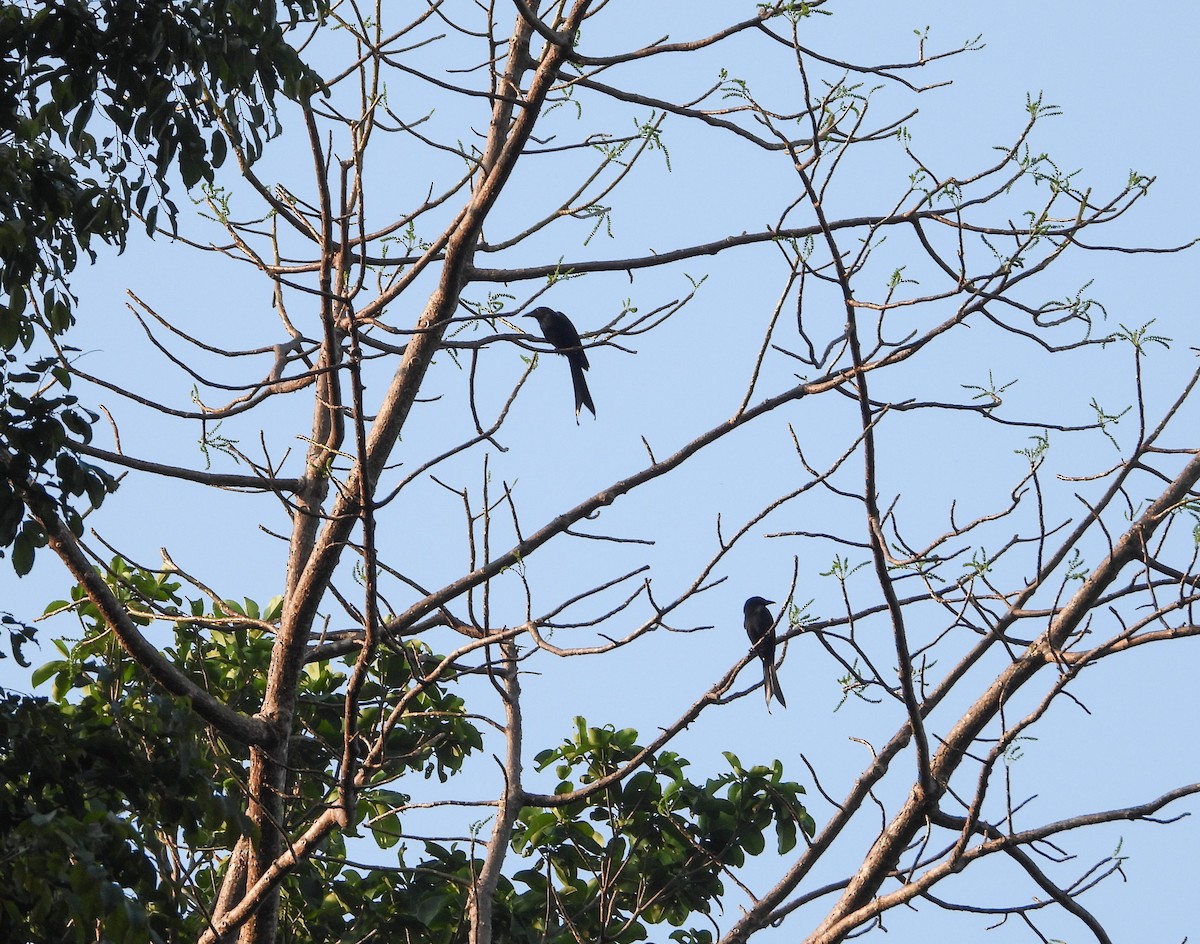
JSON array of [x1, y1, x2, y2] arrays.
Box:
[[3, 3, 1198, 941]]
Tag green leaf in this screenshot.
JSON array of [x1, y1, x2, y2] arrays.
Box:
[[8, 283, 27, 320], [30, 659, 67, 689], [775, 815, 797, 855], [211, 129, 227, 168], [12, 531, 34, 576]]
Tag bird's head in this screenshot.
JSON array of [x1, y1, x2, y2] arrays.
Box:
[[523, 307, 553, 325], [744, 595, 775, 612]]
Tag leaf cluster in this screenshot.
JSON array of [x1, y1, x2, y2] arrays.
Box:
[[0, 353, 117, 576], [0, 689, 241, 944], [23, 557, 822, 943], [508, 720, 815, 944], [0, 0, 331, 589], [33, 559, 495, 933], [0, 0, 328, 348]]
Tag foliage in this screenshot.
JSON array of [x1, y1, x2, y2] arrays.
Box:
[[0, 354, 117, 577], [0, 689, 231, 943], [33, 559, 485, 940], [511, 722, 814, 944], [0, 0, 328, 585], [0, 0, 327, 348], [25, 560, 806, 943]]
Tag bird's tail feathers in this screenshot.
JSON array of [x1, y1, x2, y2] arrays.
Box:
[[766, 663, 787, 709], [570, 362, 596, 418]]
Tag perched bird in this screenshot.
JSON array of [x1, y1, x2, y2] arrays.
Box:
[[743, 596, 786, 709], [523, 306, 596, 419]]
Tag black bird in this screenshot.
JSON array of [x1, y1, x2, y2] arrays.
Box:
[[523, 307, 595, 419], [743, 596, 786, 709]]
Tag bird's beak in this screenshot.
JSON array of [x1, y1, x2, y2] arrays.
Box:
[[765, 599, 776, 605]]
